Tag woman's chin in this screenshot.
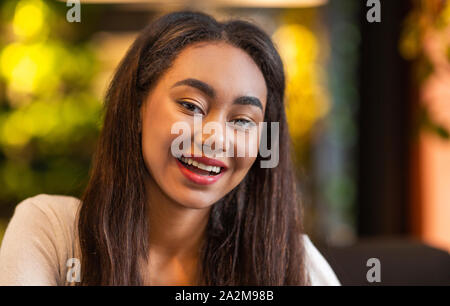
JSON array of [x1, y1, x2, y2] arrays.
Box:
[[177, 198, 215, 210], [167, 187, 218, 209]]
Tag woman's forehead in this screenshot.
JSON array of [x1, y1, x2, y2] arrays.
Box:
[[162, 42, 268, 102]]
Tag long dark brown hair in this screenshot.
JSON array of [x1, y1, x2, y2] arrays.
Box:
[[77, 11, 309, 285]]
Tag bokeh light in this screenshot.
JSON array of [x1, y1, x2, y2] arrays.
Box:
[[273, 24, 330, 143]]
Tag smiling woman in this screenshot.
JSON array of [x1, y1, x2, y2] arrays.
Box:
[[0, 11, 340, 286]]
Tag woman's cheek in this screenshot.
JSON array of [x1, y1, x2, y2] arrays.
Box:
[[233, 136, 259, 174], [234, 130, 260, 158], [141, 113, 176, 175]]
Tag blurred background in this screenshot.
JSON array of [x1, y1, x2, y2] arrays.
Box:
[[0, 0, 449, 285]]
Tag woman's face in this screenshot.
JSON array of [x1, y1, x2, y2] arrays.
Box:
[[141, 42, 267, 208]]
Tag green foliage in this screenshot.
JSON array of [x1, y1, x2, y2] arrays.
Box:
[[0, 0, 102, 217], [421, 107, 450, 139], [400, 0, 450, 141]]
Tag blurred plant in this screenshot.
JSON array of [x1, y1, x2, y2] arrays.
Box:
[[273, 24, 330, 149], [272, 8, 359, 245], [272, 10, 330, 162], [0, 0, 102, 214], [400, 0, 450, 139]]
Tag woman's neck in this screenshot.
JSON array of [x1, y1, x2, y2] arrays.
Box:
[[146, 176, 210, 257], [143, 175, 210, 285]]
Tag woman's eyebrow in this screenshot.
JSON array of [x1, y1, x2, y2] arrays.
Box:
[[171, 78, 215, 98], [233, 96, 263, 111], [171, 78, 263, 111]]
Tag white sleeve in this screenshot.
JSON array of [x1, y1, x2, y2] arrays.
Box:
[[0, 198, 60, 285], [303, 235, 341, 286]]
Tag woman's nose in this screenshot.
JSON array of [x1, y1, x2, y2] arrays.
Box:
[[192, 114, 229, 157]]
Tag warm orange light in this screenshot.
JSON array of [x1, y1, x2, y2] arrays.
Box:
[[419, 132, 450, 253]]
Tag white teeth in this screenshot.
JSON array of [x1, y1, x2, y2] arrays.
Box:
[[179, 157, 222, 174]]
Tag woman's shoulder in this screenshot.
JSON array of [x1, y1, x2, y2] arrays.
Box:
[[0, 194, 81, 285], [14, 193, 81, 222], [302, 234, 341, 286], [11, 193, 82, 239]]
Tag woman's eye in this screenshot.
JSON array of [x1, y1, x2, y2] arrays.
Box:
[[231, 118, 256, 130], [178, 101, 204, 115]]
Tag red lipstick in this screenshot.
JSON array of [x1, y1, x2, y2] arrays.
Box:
[[186, 155, 228, 170], [175, 155, 227, 185]]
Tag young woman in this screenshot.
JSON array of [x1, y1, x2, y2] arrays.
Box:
[[0, 11, 340, 286]]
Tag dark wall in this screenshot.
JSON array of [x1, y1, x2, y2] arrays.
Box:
[[357, 0, 412, 236]]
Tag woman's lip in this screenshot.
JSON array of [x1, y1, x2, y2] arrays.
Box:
[[181, 155, 228, 170], [175, 158, 225, 185]]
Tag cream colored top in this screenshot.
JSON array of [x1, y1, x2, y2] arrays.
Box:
[[0, 194, 341, 286]]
